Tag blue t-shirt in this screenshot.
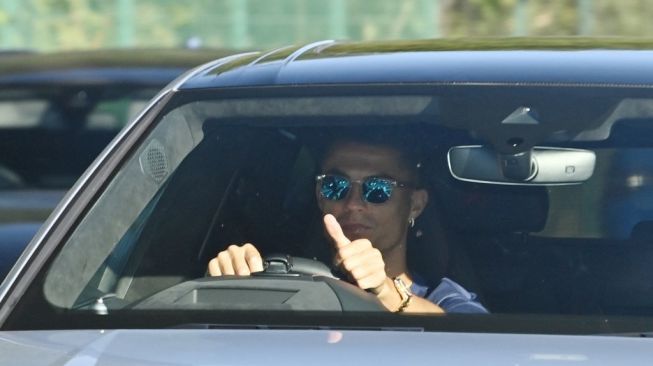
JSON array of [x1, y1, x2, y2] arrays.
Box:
[[411, 277, 488, 313]]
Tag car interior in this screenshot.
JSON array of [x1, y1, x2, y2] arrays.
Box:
[[23, 88, 653, 321]]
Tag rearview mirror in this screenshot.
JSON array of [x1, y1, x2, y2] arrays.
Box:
[[447, 146, 596, 185]]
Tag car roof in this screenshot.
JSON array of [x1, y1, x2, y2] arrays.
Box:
[[180, 37, 653, 89], [0, 48, 237, 86]]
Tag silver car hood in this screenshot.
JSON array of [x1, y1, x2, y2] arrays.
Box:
[[0, 329, 651, 365]]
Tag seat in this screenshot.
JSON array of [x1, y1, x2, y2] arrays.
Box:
[[425, 159, 550, 312]]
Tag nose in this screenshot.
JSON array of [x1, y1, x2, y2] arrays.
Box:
[[342, 183, 366, 211]]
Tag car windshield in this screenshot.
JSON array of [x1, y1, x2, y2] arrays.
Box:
[[11, 83, 653, 333]]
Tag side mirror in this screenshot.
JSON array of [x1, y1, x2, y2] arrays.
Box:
[[448, 146, 596, 185]]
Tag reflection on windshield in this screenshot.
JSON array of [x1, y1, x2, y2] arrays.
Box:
[[36, 89, 653, 330]]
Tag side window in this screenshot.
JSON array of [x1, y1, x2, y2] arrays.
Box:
[[86, 89, 160, 130], [43, 106, 202, 309], [0, 100, 49, 128]]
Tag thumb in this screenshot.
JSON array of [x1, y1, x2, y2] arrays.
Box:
[[323, 214, 351, 248]]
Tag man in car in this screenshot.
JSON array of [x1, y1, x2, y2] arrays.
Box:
[[208, 132, 487, 314]]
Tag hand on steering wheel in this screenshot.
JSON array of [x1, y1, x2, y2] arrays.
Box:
[[208, 243, 263, 276], [208, 215, 392, 299]]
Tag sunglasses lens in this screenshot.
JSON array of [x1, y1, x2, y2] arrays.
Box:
[[363, 178, 393, 204], [320, 175, 350, 201]]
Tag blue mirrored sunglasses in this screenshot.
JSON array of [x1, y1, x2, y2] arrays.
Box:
[[316, 174, 412, 204]]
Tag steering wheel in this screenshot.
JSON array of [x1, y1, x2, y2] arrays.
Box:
[[133, 255, 386, 312], [261, 253, 335, 277]]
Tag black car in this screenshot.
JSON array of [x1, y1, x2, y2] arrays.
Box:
[[2, 38, 653, 364], [0, 48, 235, 279]]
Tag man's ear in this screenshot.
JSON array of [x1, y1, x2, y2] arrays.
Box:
[[410, 189, 429, 219]]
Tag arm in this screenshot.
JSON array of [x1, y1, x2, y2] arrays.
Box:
[[324, 214, 444, 314], [375, 276, 445, 313]]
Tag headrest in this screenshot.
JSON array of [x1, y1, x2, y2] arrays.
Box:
[[608, 118, 653, 146], [435, 179, 549, 234]]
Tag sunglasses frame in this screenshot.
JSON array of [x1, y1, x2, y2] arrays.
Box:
[[315, 174, 413, 204]]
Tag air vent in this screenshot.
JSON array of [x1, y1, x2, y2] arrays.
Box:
[[139, 139, 169, 184]]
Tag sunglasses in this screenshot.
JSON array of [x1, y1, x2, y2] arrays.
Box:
[[316, 174, 413, 204]]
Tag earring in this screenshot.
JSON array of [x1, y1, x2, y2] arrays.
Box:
[[409, 217, 415, 228]]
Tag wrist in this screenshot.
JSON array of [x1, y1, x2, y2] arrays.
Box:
[[391, 276, 413, 312], [376, 277, 399, 305], [377, 276, 413, 312]]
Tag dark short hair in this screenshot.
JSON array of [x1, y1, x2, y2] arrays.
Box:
[[312, 126, 426, 186]]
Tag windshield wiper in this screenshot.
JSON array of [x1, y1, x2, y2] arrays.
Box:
[[598, 331, 653, 338], [169, 323, 424, 332]]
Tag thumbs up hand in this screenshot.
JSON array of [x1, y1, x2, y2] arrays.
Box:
[[323, 214, 389, 296]]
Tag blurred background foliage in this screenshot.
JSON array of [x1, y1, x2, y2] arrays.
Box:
[[0, 0, 652, 51]]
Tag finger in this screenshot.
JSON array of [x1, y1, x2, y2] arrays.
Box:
[[217, 251, 235, 275], [340, 245, 382, 273], [243, 243, 264, 272], [207, 257, 222, 276], [355, 271, 388, 295], [227, 245, 251, 276], [349, 261, 385, 284], [338, 239, 372, 262], [323, 214, 351, 248], [333, 253, 343, 268]]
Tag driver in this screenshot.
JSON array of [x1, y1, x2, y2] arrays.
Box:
[[208, 132, 487, 314]]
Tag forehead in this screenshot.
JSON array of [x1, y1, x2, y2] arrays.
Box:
[[321, 141, 409, 177]]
